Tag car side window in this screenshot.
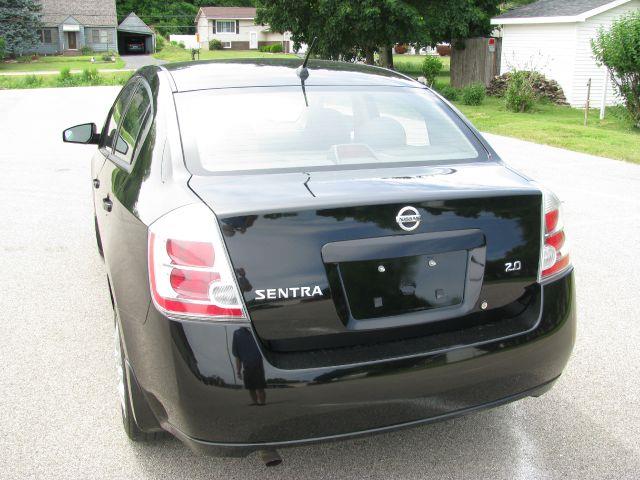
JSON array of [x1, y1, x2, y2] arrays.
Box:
[[101, 79, 138, 151], [113, 83, 152, 165]]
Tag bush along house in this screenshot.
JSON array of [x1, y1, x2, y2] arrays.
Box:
[[37, 0, 118, 55], [195, 6, 291, 51]]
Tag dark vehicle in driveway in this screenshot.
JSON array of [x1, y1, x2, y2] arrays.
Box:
[[126, 38, 145, 53], [62, 59, 575, 464]]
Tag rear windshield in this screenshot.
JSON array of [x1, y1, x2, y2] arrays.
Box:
[[175, 86, 483, 174]]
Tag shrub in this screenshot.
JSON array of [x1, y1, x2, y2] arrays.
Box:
[[155, 35, 165, 52], [0, 37, 5, 61], [80, 46, 92, 55], [23, 74, 42, 88], [437, 84, 460, 101], [592, 11, 640, 127], [421, 56, 443, 86], [178, 41, 185, 49], [170, 40, 178, 46], [82, 68, 101, 85], [259, 44, 284, 53], [57, 67, 78, 87], [209, 38, 223, 50], [101, 53, 112, 62], [505, 70, 536, 112], [461, 83, 486, 105]]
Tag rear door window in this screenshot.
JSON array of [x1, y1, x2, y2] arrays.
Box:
[[113, 83, 152, 165], [101, 80, 138, 151]]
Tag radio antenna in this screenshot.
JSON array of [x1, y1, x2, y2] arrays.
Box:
[[296, 36, 317, 81]]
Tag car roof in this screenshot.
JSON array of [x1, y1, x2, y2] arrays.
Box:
[[163, 58, 420, 92]]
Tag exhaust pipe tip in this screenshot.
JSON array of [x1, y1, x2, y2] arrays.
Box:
[[259, 449, 282, 467]]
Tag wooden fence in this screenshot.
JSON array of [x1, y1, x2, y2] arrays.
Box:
[[450, 37, 502, 88]]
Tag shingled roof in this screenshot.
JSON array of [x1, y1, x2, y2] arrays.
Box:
[[198, 7, 257, 19], [118, 12, 153, 35], [40, 0, 117, 27], [493, 0, 632, 21]]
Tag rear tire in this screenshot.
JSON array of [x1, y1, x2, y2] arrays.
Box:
[[114, 318, 164, 442]]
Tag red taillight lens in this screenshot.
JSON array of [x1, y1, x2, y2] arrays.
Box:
[[169, 268, 221, 300], [540, 192, 571, 280], [148, 204, 246, 320], [167, 239, 214, 267], [544, 209, 559, 234]]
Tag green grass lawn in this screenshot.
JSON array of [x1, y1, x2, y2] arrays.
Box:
[[0, 55, 125, 72], [394, 54, 450, 85], [154, 44, 297, 63], [455, 96, 640, 163]]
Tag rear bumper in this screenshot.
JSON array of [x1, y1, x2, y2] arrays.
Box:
[[128, 270, 575, 456]]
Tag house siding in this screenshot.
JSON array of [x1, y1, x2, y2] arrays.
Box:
[[196, 15, 287, 49], [500, 23, 578, 103], [196, 13, 209, 44], [85, 27, 118, 52], [571, 0, 640, 107], [36, 28, 61, 54]]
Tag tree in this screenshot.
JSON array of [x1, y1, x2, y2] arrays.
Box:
[[255, 0, 500, 68], [0, 0, 42, 58], [256, 0, 423, 67], [419, 0, 500, 46], [592, 11, 640, 127]]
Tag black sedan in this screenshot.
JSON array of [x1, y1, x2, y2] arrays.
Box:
[[63, 59, 575, 465], [125, 38, 145, 54]]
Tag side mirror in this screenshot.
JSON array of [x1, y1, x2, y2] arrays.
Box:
[[62, 123, 100, 145]]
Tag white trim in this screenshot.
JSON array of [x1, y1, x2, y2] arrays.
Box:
[[491, 0, 633, 24], [491, 16, 580, 24], [222, 41, 232, 49]]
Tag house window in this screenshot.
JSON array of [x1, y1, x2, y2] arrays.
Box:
[[216, 20, 236, 34], [222, 41, 232, 49], [39, 29, 53, 44], [91, 29, 113, 44]]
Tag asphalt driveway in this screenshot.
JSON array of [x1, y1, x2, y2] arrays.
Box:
[[0, 86, 639, 479], [120, 54, 166, 70]]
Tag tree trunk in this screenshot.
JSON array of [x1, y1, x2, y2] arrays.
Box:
[[379, 45, 394, 70], [364, 47, 375, 65]]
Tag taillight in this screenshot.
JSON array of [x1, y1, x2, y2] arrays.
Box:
[[148, 204, 246, 320], [540, 191, 571, 280]]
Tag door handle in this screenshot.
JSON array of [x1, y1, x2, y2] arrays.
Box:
[[93, 179, 100, 189], [102, 196, 113, 212]]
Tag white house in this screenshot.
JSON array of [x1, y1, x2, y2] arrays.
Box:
[[491, 0, 640, 107], [195, 6, 291, 51]]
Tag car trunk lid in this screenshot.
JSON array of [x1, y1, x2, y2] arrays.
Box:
[[189, 163, 542, 350]]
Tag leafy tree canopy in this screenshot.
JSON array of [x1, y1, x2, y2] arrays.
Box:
[[0, 0, 42, 57], [255, 0, 500, 65]]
